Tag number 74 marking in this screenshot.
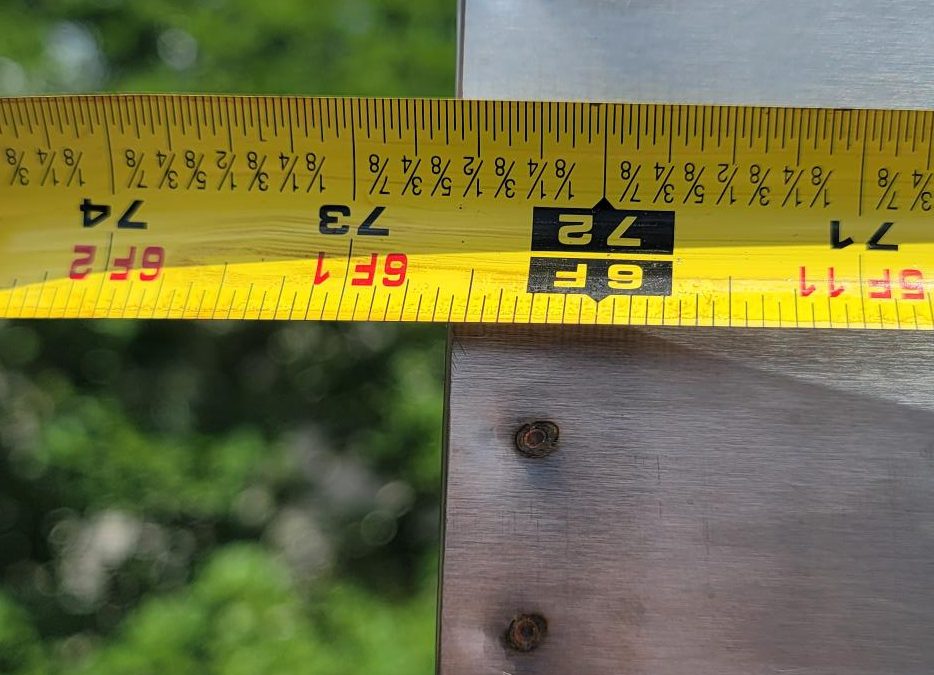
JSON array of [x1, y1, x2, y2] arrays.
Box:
[[80, 199, 147, 230]]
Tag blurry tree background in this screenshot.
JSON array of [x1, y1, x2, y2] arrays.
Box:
[[0, 1, 454, 673]]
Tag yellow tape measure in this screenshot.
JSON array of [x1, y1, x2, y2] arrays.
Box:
[[1, 95, 933, 328]]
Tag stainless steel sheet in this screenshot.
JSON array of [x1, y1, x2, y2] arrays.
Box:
[[441, 2, 934, 673]]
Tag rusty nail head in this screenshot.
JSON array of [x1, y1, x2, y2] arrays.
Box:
[[515, 421, 559, 458], [506, 613, 548, 652]]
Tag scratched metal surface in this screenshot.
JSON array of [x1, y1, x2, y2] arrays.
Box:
[[441, 327, 934, 675], [440, 1, 934, 673]]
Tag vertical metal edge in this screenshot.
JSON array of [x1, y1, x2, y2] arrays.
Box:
[[436, 4, 467, 667], [455, 0, 466, 99], [435, 326, 456, 674]]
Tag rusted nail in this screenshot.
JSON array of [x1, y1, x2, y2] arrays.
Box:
[[515, 421, 559, 458], [505, 613, 548, 652]]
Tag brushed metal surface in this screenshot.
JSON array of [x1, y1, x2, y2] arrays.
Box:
[[441, 1, 934, 673], [442, 327, 934, 675], [458, 0, 934, 107]]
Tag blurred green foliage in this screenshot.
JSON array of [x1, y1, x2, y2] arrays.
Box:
[[0, 1, 454, 672]]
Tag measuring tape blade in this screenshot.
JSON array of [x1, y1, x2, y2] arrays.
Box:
[[1, 95, 931, 329]]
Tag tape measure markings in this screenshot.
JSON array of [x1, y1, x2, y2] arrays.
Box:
[[1, 96, 934, 329]]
